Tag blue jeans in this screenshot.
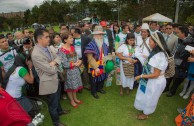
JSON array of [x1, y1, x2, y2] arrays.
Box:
[[46, 82, 63, 126]]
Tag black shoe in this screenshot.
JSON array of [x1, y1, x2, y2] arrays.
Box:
[[78, 89, 82, 94], [58, 110, 70, 116], [92, 93, 99, 99], [55, 122, 67, 126], [98, 90, 106, 94], [163, 88, 169, 93], [166, 92, 174, 97]]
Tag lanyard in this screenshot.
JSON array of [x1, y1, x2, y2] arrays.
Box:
[[126, 44, 134, 56]]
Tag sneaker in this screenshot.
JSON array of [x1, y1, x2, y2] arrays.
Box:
[[179, 91, 186, 97], [37, 101, 42, 106], [98, 90, 106, 94], [166, 92, 174, 97], [183, 93, 190, 99], [177, 108, 183, 114]]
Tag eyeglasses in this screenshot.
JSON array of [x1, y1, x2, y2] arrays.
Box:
[[41, 35, 50, 39], [166, 28, 172, 30]]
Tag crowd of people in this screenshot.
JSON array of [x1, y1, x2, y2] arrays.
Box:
[[0, 20, 194, 126]]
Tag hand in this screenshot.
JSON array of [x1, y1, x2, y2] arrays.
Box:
[[188, 57, 194, 62], [192, 94, 194, 103], [143, 55, 148, 58], [72, 63, 76, 67], [190, 50, 194, 55], [27, 60, 33, 69], [128, 53, 132, 57], [135, 75, 141, 81], [133, 60, 138, 64], [50, 61, 56, 66], [74, 60, 81, 67], [127, 58, 133, 63], [95, 68, 100, 75], [76, 60, 82, 66]]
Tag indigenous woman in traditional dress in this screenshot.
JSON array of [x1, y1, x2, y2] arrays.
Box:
[[58, 33, 83, 108], [116, 33, 137, 95], [134, 32, 170, 119]]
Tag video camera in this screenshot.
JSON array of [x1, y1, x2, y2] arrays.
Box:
[[14, 38, 31, 46]]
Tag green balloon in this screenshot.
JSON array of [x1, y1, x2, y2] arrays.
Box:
[[105, 60, 114, 73]]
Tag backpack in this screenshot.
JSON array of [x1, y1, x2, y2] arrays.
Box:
[[0, 88, 31, 126]]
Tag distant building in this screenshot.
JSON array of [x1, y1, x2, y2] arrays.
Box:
[[0, 11, 24, 18]]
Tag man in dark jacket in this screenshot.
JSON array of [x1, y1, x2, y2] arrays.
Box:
[[72, 28, 91, 89], [167, 26, 194, 97], [100, 21, 114, 53]]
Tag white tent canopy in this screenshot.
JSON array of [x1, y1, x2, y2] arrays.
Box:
[[82, 17, 91, 21], [142, 13, 173, 22]]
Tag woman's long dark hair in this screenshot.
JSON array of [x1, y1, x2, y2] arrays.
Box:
[[2, 52, 29, 89], [125, 33, 135, 47], [148, 32, 171, 60], [113, 24, 120, 38], [50, 32, 60, 46]]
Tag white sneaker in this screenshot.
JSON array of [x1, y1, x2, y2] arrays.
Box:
[[179, 91, 186, 97], [183, 93, 190, 99], [37, 101, 42, 106]]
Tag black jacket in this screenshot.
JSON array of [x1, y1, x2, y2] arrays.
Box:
[[105, 29, 114, 53], [174, 37, 194, 77], [73, 35, 91, 68]]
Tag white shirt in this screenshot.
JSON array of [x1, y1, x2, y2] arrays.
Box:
[[135, 37, 151, 65], [0, 47, 17, 73], [74, 38, 82, 58], [103, 30, 109, 46], [134, 32, 141, 39], [6, 67, 27, 98], [118, 32, 127, 45], [50, 43, 64, 54]]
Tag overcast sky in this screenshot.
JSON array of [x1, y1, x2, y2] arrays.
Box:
[[0, 0, 114, 13], [0, 0, 47, 13]]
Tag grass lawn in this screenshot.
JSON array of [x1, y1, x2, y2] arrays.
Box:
[[1, 26, 189, 126], [40, 77, 189, 126]]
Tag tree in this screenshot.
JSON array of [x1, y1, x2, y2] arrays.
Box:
[[24, 9, 31, 25], [187, 15, 194, 25], [9, 16, 23, 30], [179, 2, 194, 23], [29, 5, 39, 24], [0, 16, 8, 31]]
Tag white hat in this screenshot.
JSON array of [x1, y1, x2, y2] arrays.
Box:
[[92, 26, 106, 35], [141, 23, 149, 30]]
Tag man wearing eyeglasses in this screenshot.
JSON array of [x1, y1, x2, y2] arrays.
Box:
[[32, 28, 69, 126], [167, 26, 194, 97], [60, 24, 69, 35], [163, 23, 178, 93], [165, 23, 178, 54]]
